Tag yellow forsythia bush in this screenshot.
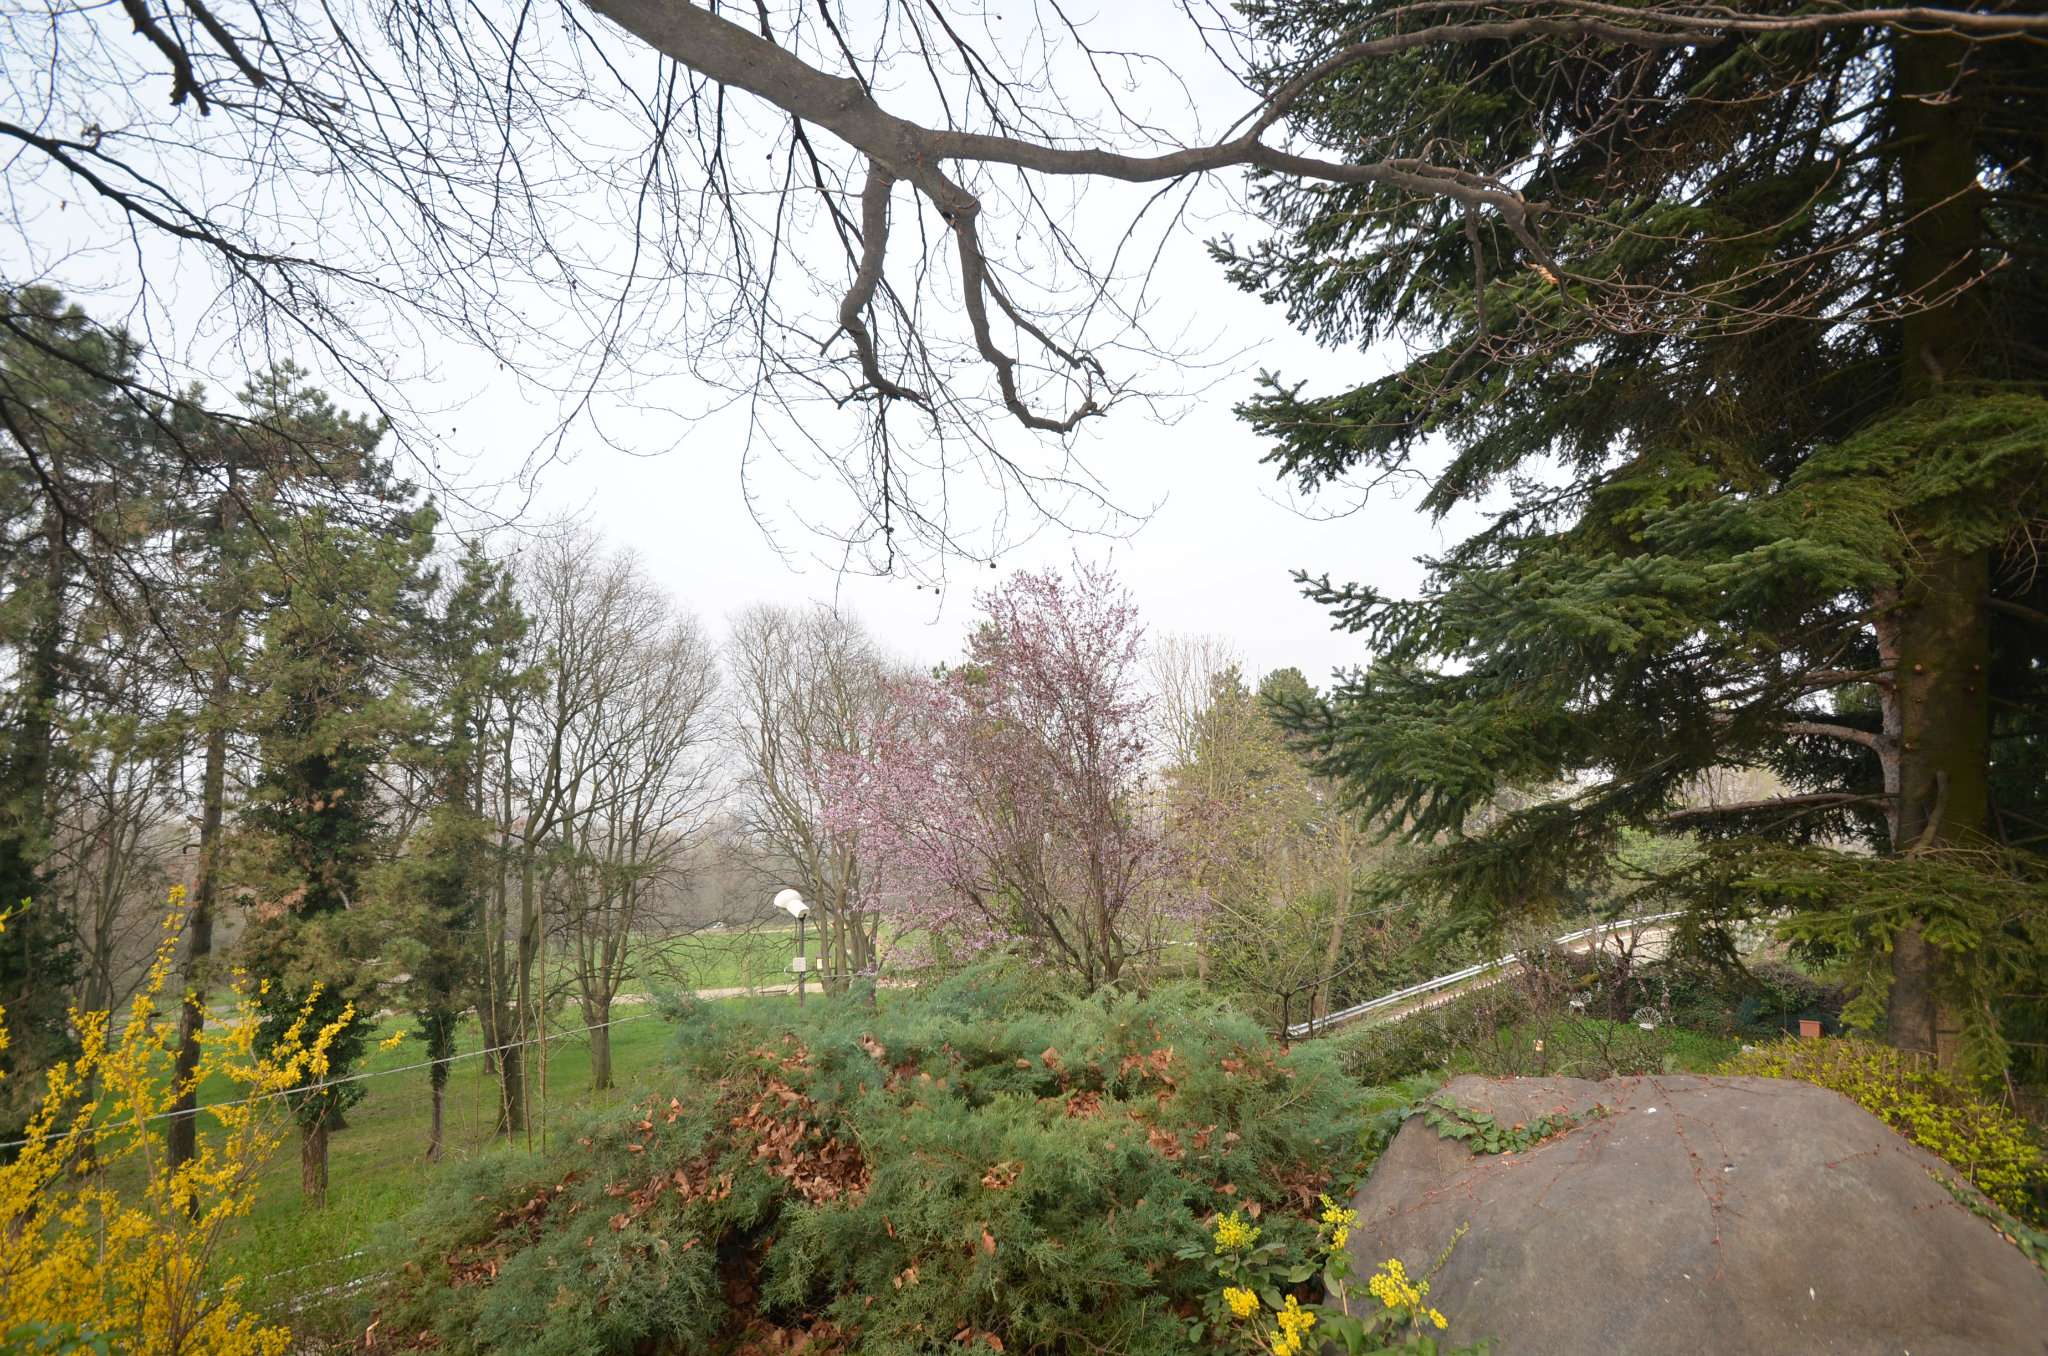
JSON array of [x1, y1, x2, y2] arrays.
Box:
[[0, 888, 348, 1355], [1722, 1036, 2046, 1219]]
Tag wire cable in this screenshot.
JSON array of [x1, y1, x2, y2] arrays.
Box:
[[0, 1008, 670, 1152]]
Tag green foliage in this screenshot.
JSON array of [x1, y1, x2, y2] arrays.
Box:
[[1324, 991, 1523, 1088], [1, 1322, 113, 1355], [239, 449, 438, 1133], [1194, 1200, 1489, 1356], [1646, 954, 1843, 1041], [1450, 1017, 1738, 1082], [1325, 982, 1738, 1089], [1224, 0, 2048, 1071], [0, 897, 78, 1135], [374, 541, 532, 1115], [1721, 1038, 2047, 1224], [1421, 1096, 1605, 1157], [0, 286, 142, 1130], [1705, 843, 2048, 1078], [386, 959, 1382, 1355]]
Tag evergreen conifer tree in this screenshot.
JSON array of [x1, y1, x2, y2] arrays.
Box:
[[1226, 3, 2048, 1071], [238, 409, 436, 1201], [377, 540, 529, 1159], [0, 289, 157, 1130]]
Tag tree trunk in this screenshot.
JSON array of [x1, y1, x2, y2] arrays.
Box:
[[301, 1117, 330, 1206], [481, 827, 518, 1127], [1314, 854, 1353, 1021], [496, 1012, 525, 1134], [1877, 547, 1989, 1058], [588, 1010, 613, 1091], [1881, 28, 1989, 1062], [168, 690, 229, 1179], [509, 853, 542, 1133], [427, 1061, 447, 1162]]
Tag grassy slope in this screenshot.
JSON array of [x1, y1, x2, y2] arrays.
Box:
[[191, 1008, 674, 1338], [80, 927, 847, 1346]]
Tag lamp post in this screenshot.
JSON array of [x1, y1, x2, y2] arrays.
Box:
[[773, 889, 810, 1007]]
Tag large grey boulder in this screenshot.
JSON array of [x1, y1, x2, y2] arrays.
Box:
[[1345, 1074, 2048, 1355]]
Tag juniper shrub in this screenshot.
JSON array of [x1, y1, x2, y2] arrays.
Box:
[[377, 959, 1379, 1355]]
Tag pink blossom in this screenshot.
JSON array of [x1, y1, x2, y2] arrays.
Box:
[[823, 561, 1177, 987]]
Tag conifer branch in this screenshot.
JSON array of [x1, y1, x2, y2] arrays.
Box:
[[1662, 793, 1889, 828], [1783, 721, 1887, 752], [1989, 598, 2048, 629]]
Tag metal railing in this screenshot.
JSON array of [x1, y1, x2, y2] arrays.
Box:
[[1284, 910, 1687, 1040]]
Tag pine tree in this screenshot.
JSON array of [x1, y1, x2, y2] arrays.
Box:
[[377, 540, 529, 1159], [0, 288, 156, 1131], [1226, 4, 2048, 1071], [239, 445, 436, 1202], [164, 362, 414, 1176]]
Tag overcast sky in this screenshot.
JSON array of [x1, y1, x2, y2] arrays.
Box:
[[382, 3, 1472, 691], [4, 1, 1477, 690], [452, 260, 1465, 688]]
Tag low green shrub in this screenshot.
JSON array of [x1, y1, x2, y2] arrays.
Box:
[[1650, 955, 1844, 1039], [1326, 990, 1735, 1086], [1323, 988, 1529, 1087], [1446, 1017, 1736, 1079], [1721, 1037, 2047, 1223], [1194, 1202, 1491, 1356], [377, 959, 1380, 1356]]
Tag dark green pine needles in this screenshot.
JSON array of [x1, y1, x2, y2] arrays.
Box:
[[1221, 2, 2048, 1075]]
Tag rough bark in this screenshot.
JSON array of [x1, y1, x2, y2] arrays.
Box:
[[1880, 548, 1990, 1058], [509, 853, 542, 1131], [166, 711, 227, 1178], [1881, 28, 1990, 1061], [493, 1001, 525, 1134], [587, 1014, 612, 1092], [301, 1117, 329, 1206], [427, 1060, 447, 1162]]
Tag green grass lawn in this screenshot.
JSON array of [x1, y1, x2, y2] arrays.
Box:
[[131, 1005, 674, 1340], [221, 989, 832, 1342], [598, 924, 802, 994]]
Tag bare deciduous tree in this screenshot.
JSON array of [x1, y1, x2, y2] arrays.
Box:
[[1148, 632, 1242, 773], [549, 602, 719, 1089], [726, 604, 892, 988], [10, 3, 2041, 569], [50, 708, 185, 1017]]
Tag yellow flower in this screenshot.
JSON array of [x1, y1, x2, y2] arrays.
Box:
[[1430, 1308, 1449, 1330], [0, 885, 319, 1356], [1273, 1295, 1316, 1351], [1330, 1225, 1350, 1250], [1367, 1257, 1427, 1311], [1212, 1210, 1260, 1253], [379, 1029, 410, 1052], [1223, 1285, 1259, 1318]]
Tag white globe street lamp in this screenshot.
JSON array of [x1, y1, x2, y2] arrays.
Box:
[[774, 889, 811, 1005]]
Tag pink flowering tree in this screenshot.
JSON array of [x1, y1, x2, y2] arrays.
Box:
[[825, 562, 1174, 989]]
